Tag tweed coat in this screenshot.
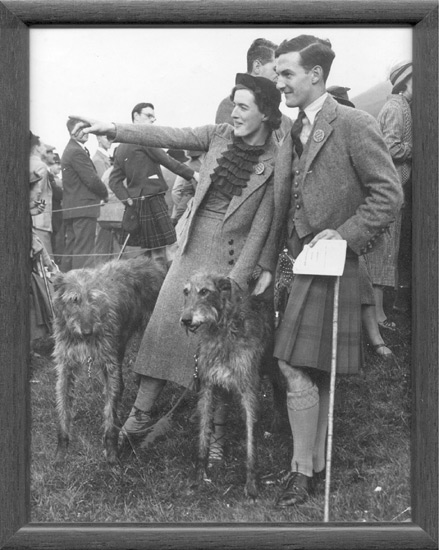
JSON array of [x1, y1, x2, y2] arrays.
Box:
[[113, 122, 277, 386], [259, 94, 404, 273], [114, 123, 277, 289], [92, 148, 112, 179], [30, 154, 52, 233], [61, 138, 108, 220]]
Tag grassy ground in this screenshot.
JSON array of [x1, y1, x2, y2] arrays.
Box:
[[30, 296, 411, 524]]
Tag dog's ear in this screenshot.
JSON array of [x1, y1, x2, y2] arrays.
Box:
[[216, 277, 232, 297]]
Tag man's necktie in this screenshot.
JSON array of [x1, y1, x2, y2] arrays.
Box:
[[290, 110, 306, 157]]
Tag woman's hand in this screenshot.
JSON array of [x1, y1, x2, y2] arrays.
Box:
[[252, 269, 272, 296], [68, 116, 117, 139], [309, 228, 342, 247]]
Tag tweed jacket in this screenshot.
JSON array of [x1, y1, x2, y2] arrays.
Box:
[[92, 148, 112, 179], [30, 154, 52, 232], [259, 94, 404, 272], [114, 123, 277, 288], [109, 141, 194, 203], [377, 94, 412, 187], [61, 138, 108, 220]]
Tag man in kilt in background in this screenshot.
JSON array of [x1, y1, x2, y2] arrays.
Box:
[[109, 102, 197, 264], [258, 35, 403, 507]]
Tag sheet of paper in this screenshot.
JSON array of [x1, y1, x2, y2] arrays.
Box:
[[293, 240, 347, 276]]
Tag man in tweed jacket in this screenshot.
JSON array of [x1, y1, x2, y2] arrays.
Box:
[[258, 35, 403, 507]]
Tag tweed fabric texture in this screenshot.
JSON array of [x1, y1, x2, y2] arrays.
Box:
[[132, 210, 239, 387]]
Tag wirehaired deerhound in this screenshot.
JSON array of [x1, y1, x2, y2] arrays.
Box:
[[52, 256, 166, 464], [180, 271, 283, 499]]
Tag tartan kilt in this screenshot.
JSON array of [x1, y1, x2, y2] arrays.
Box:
[[274, 256, 362, 375], [120, 193, 176, 249]]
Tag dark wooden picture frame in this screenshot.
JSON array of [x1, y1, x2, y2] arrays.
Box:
[[0, 1, 437, 548]]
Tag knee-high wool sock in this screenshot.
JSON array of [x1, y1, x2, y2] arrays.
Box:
[[287, 384, 320, 478]]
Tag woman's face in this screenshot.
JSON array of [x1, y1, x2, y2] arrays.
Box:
[[231, 88, 268, 145]]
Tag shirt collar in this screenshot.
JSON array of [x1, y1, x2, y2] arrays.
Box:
[[303, 92, 329, 126]]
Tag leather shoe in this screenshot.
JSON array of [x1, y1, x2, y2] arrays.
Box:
[[275, 471, 311, 507]]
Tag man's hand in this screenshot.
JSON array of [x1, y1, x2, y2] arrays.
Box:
[[252, 270, 272, 295], [309, 229, 342, 247], [69, 116, 117, 139]]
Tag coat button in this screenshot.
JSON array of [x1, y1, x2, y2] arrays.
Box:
[[294, 181, 299, 187], [228, 239, 234, 245], [229, 250, 234, 256], [228, 259, 235, 265], [296, 203, 301, 209], [293, 193, 299, 199]]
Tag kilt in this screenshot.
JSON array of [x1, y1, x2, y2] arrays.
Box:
[[274, 255, 362, 375], [120, 193, 176, 249]]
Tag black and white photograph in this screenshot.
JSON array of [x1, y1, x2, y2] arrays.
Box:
[[27, 26, 415, 523], [0, 2, 438, 549]]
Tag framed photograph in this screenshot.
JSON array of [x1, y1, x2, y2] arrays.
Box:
[[0, 1, 437, 549]]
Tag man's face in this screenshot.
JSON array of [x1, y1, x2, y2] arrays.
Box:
[[134, 107, 156, 125], [41, 146, 55, 165], [98, 135, 111, 150], [259, 57, 278, 83], [231, 88, 266, 143], [276, 51, 315, 110]]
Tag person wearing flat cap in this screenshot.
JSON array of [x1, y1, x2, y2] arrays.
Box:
[[70, 73, 282, 458], [364, 60, 413, 327]]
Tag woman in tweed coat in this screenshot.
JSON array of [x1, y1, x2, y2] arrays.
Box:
[[365, 61, 413, 328], [71, 73, 282, 455]]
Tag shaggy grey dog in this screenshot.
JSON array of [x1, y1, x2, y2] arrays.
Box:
[[52, 256, 165, 464], [180, 272, 283, 499]]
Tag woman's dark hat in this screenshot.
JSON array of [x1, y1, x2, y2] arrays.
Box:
[[235, 73, 281, 108], [327, 85, 355, 108]]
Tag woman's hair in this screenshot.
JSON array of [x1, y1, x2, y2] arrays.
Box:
[[230, 74, 282, 132], [275, 35, 335, 83]]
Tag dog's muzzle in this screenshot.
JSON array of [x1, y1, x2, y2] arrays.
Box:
[[180, 316, 200, 334]]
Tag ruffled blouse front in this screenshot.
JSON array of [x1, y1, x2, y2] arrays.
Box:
[[200, 135, 265, 213]]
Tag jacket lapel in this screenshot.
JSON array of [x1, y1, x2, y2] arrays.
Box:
[[302, 95, 337, 175]]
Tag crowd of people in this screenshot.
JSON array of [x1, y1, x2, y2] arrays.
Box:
[[30, 34, 411, 507]]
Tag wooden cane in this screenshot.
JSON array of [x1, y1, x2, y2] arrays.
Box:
[[324, 275, 341, 522], [116, 233, 131, 261]]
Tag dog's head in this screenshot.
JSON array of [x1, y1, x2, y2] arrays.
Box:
[[180, 272, 232, 333], [52, 269, 109, 339]]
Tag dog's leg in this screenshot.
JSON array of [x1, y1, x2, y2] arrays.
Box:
[[102, 358, 124, 464], [54, 360, 77, 462], [195, 383, 214, 485], [242, 387, 259, 500]]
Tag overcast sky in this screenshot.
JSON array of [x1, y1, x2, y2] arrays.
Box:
[[30, 26, 412, 155]]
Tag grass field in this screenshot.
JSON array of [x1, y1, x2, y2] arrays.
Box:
[[30, 297, 411, 524]]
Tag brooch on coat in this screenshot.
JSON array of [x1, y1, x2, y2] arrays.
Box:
[[254, 162, 265, 175]]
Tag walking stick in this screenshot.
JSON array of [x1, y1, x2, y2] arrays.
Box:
[[117, 233, 131, 261], [39, 255, 55, 318], [324, 274, 341, 522]]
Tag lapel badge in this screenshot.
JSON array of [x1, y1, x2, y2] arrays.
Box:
[[254, 162, 265, 175], [313, 129, 325, 143]]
